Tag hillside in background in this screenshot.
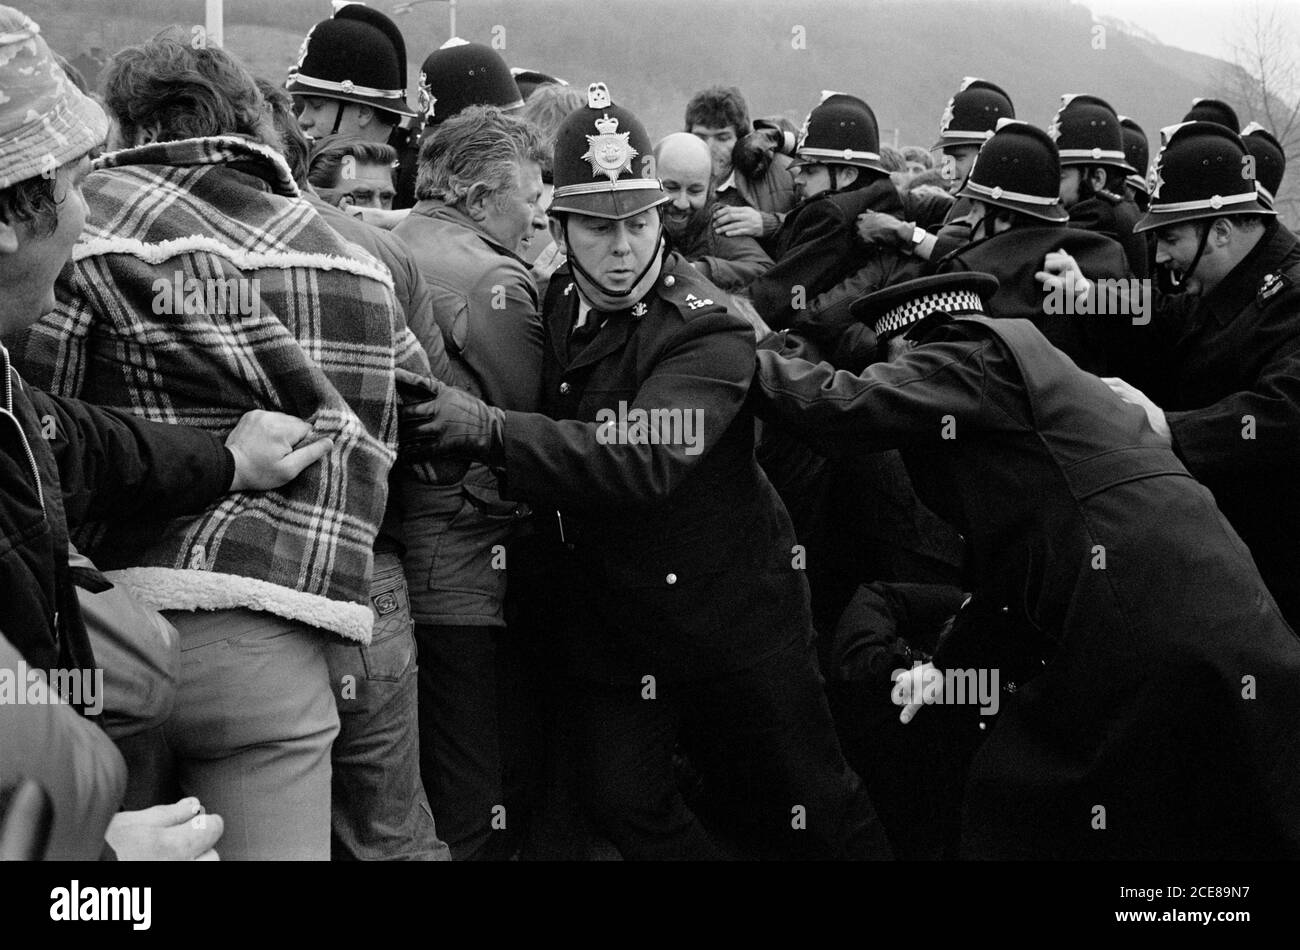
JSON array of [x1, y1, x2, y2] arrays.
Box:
[[25, 0, 1295, 222]]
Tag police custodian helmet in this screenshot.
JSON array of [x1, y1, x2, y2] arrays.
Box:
[[1047, 93, 1135, 175], [1119, 116, 1150, 196], [1241, 121, 1286, 209], [956, 118, 1068, 223], [789, 91, 888, 175], [1135, 121, 1275, 232], [549, 82, 667, 220], [286, 3, 416, 120], [418, 39, 522, 128], [933, 77, 1014, 151]]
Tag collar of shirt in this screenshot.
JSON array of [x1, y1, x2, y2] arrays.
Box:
[[716, 171, 737, 193]]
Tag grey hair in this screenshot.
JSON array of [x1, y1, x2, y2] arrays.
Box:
[[414, 105, 546, 205]]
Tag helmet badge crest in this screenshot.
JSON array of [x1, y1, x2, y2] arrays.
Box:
[[583, 113, 637, 182]]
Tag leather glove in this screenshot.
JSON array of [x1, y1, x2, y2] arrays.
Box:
[[732, 127, 782, 180], [400, 381, 506, 469]]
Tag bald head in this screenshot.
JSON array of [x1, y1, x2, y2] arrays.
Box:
[[655, 132, 713, 229]]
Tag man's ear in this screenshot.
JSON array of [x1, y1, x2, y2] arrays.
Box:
[[464, 182, 493, 222], [1088, 167, 1108, 191], [0, 219, 20, 255], [1212, 216, 1235, 246], [547, 215, 566, 254], [356, 104, 376, 130], [839, 166, 860, 189]]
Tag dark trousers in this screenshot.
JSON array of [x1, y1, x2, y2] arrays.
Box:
[[562, 635, 893, 860], [415, 622, 538, 860]]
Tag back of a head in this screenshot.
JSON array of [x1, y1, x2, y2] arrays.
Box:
[[519, 83, 586, 179], [256, 77, 310, 187], [308, 137, 397, 191], [102, 27, 271, 145], [414, 104, 545, 206]]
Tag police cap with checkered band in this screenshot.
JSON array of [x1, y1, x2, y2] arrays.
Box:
[[850, 272, 1001, 342]]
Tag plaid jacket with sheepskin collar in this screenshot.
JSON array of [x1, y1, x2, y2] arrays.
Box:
[[20, 135, 437, 643]]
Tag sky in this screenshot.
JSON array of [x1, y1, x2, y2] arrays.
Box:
[[1080, 0, 1300, 62]]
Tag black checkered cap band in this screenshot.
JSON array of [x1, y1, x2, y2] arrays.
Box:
[[873, 289, 987, 337]]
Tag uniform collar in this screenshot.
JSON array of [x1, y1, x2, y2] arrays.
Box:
[[1199, 220, 1297, 327]]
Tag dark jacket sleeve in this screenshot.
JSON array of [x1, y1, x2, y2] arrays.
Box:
[[695, 231, 774, 291], [751, 333, 1019, 452], [23, 381, 234, 527], [747, 200, 852, 330], [501, 307, 753, 511], [1166, 332, 1300, 480], [0, 630, 126, 860]]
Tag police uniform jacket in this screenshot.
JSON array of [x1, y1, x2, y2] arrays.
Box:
[[747, 177, 904, 331], [938, 224, 1132, 375], [1136, 220, 1300, 630], [754, 317, 1300, 858], [498, 251, 810, 684], [1069, 192, 1150, 278]]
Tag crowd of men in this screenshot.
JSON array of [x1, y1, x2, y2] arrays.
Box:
[[2, 1, 1299, 861]]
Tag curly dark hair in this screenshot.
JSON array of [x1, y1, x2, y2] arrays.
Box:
[[0, 176, 59, 238], [684, 86, 752, 137], [101, 26, 271, 145]]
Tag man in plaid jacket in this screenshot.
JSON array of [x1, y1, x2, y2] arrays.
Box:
[[20, 31, 443, 860]]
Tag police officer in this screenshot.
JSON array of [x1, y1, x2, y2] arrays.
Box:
[[393, 39, 524, 209], [1107, 120, 1300, 632], [399, 83, 891, 860], [751, 272, 1300, 859], [286, 4, 420, 209], [937, 119, 1131, 375], [1182, 96, 1240, 132], [1242, 121, 1286, 210], [747, 92, 907, 331], [1119, 115, 1151, 211], [857, 78, 1013, 263], [1049, 93, 1148, 277]]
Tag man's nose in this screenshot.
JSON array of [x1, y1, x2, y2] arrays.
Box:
[[672, 194, 690, 210], [610, 224, 632, 254]]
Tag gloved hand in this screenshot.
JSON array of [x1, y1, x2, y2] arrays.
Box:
[[732, 126, 782, 180], [400, 381, 506, 468]]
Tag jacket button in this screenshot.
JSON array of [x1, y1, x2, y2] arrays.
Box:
[[665, 573, 677, 585], [559, 382, 570, 394], [663, 275, 675, 287]]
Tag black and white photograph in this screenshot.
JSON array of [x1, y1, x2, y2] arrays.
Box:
[[0, 0, 1295, 932]]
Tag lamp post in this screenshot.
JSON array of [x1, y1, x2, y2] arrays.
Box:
[[205, 0, 223, 47], [393, 0, 456, 40]]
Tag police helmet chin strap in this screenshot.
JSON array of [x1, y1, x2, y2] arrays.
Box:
[[330, 101, 345, 137], [564, 217, 666, 304], [1174, 220, 1214, 290]]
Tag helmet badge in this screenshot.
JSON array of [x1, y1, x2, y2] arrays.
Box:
[[583, 113, 637, 183]]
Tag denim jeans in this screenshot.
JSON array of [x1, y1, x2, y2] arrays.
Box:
[[323, 552, 449, 860]]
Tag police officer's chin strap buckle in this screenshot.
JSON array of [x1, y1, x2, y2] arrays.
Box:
[[563, 217, 666, 301]]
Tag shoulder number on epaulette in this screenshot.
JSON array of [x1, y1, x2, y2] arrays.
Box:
[[683, 292, 714, 311], [1258, 271, 1290, 306]]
